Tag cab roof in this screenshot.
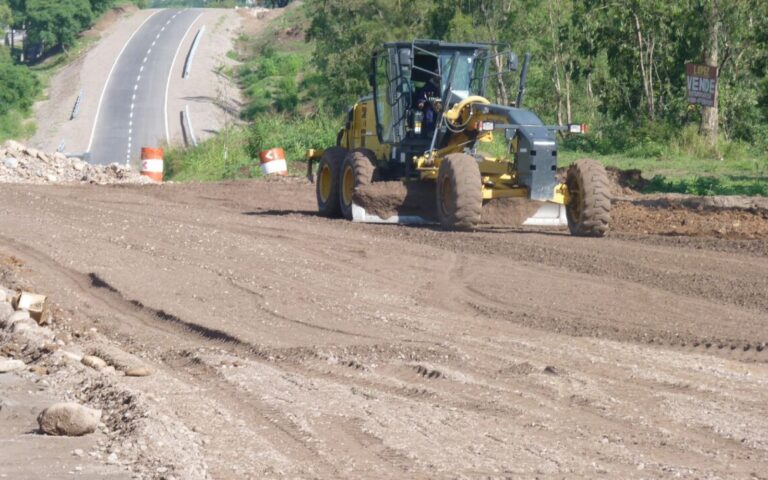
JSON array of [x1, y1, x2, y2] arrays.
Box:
[[382, 40, 494, 52]]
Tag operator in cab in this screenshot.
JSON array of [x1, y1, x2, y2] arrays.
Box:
[[415, 75, 443, 135]]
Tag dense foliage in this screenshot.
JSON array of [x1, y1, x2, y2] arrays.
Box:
[[305, 0, 768, 154], [2, 0, 147, 53], [0, 46, 39, 115]]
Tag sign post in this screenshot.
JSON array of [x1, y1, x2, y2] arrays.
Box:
[[685, 63, 717, 107]]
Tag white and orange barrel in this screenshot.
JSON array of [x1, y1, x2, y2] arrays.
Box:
[[259, 148, 287, 176], [140, 147, 164, 182]]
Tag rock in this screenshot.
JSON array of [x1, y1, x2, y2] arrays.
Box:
[[125, 366, 152, 377], [0, 358, 26, 373], [106, 452, 119, 464], [14, 324, 56, 346], [37, 402, 102, 436], [1, 141, 150, 185], [0, 302, 13, 324], [3, 310, 32, 330], [4, 139, 24, 152], [81, 355, 107, 370], [10, 317, 37, 332], [0, 288, 7, 302]]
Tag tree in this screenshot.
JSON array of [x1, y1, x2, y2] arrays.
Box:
[[306, 0, 433, 113], [700, 0, 718, 143], [0, 46, 40, 114], [0, 1, 12, 28], [25, 0, 93, 53]]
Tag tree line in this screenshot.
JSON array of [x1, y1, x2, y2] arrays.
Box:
[[2, 0, 147, 56], [305, 0, 768, 154]]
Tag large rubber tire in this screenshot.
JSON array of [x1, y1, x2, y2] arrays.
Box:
[[436, 153, 482, 230], [565, 159, 611, 237], [316, 147, 347, 217], [340, 149, 377, 220]]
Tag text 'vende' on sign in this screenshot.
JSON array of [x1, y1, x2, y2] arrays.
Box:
[[685, 63, 717, 107]]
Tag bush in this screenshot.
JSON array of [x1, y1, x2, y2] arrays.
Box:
[[165, 114, 340, 182], [0, 51, 41, 116], [247, 113, 338, 163], [164, 128, 252, 181]]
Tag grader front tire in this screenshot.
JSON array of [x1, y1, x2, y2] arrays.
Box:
[[436, 153, 482, 230], [565, 159, 611, 237], [316, 147, 347, 217], [340, 149, 377, 220]]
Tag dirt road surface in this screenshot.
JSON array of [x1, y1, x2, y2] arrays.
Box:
[[0, 180, 767, 479]]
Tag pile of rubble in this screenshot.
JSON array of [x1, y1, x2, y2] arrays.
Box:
[[0, 140, 154, 185]]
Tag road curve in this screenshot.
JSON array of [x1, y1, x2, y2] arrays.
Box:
[[89, 9, 200, 165]]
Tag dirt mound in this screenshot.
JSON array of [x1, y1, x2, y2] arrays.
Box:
[[558, 164, 645, 197], [613, 200, 768, 239], [354, 181, 437, 219], [355, 182, 547, 225], [605, 166, 646, 196], [0, 140, 152, 185], [479, 198, 546, 225]]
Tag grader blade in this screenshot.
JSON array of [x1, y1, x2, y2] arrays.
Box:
[[522, 203, 568, 227], [351, 203, 432, 225]]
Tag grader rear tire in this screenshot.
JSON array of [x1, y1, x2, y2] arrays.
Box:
[[565, 159, 611, 237], [340, 149, 377, 220], [436, 153, 482, 230], [316, 147, 347, 217]]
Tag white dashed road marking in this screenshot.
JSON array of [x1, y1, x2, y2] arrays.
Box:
[[125, 11, 181, 163]]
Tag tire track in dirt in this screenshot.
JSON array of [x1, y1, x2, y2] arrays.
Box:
[[389, 227, 768, 314], [2, 182, 768, 478]]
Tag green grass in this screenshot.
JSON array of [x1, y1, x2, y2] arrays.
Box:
[[0, 110, 37, 142], [560, 126, 767, 196], [165, 115, 339, 181], [165, 127, 253, 181]]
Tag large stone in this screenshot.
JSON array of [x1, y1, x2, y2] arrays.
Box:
[[2, 310, 30, 329], [0, 358, 25, 373], [10, 317, 37, 332], [81, 355, 107, 370], [37, 402, 102, 436], [0, 302, 13, 325]]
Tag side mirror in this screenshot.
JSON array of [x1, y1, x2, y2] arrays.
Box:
[[508, 53, 519, 72]]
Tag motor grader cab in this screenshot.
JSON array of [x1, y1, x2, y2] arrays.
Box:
[[308, 40, 611, 235]]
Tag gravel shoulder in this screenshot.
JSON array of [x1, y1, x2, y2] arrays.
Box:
[[166, 9, 243, 147], [0, 179, 766, 479]]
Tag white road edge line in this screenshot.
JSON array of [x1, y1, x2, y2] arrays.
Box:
[[87, 10, 160, 153], [165, 11, 203, 145]]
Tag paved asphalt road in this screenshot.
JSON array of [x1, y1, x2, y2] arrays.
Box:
[[89, 9, 199, 165]]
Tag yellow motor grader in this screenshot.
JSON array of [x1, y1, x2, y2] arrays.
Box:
[[308, 40, 611, 235]]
